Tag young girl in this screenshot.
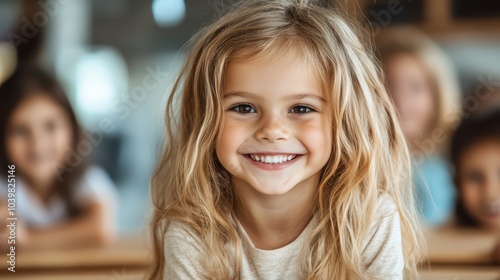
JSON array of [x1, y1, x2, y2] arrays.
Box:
[[451, 110, 500, 230], [376, 27, 461, 227], [150, 0, 423, 279], [0, 66, 117, 250]]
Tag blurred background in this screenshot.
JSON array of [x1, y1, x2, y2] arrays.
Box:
[[0, 0, 222, 235], [0, 0, 499, 279], [1, 0, 498, 235]]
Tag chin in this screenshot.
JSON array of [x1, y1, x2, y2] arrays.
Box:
[[250, 182, 296, 196], [257, 189, 292, 196], [31, 170, 57, 182]]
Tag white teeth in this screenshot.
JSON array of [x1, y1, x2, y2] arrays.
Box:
[[248, 154, 297, 164]]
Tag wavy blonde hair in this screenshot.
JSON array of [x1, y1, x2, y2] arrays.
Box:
[[148, 0, 423, 279]]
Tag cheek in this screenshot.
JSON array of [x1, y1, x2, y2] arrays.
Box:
[[5, 136, 27, 164], [414, 90, 435, 121], [461, 185, 481, 212], [297, 119, 332, 163], [216, 118, 248, 163], [52, 127, 73, 160]]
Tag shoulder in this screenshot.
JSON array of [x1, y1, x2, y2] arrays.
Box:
[[80, 165, 116, 188], [417, 155, 451, 175], [164, 220, 205, 257], [163, 219, 207, 279], [73, 165, 118, 205], [362, 195, 404, 279], [375, 194, 399, 219], [363, 195, 401, 251], [415, 155, 455, 199], [364, 194, 399, 232], [164, 219, 203, 248]]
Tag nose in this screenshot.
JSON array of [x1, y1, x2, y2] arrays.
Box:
[[255, 113, 289, 142], [29, 128, 50, 155]]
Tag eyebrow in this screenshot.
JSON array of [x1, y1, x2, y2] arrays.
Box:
[[223, 91, 326, 103]]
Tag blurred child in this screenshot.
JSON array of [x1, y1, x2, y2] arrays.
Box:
[[149, 1, 423, 279], [451, 110, 500, 230], [470, 86, 500, 116], [377, 27, 461, 227], [0, 66, 117, 250]]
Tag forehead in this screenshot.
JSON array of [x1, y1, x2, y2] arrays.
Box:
[[224, 49, 324, 98], [9, 93, 67, 124], [385, 52, 426, 78], [458, 139, 500, 169]]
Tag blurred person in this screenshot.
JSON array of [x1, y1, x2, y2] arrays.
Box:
[[0, 65, 117, 251], [451, 110, 500, 230], [377, 27, 461, 227]]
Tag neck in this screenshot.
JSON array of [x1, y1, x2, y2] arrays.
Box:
[[233, 174, 318, 250], [24, 175, 57, 205]]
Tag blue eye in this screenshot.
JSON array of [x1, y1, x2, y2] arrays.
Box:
[[290, 105, 315, 114], [230, 104, 256, 114]]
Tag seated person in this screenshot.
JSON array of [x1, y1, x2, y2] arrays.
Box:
[[377, 27, 460, 227], [0, 66, 117, 251], [451, 110, 500, 230]]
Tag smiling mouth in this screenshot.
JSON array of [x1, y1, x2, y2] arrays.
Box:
[[245, 154, 298, 164]]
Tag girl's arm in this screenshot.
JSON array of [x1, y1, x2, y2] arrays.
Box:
[[362, 197, 404, 280], [164, 220, 206, 279], [19, 200, 115, 250]]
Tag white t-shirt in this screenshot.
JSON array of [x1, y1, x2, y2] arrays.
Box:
[[0, 165, 117, 228], [163, 196, 404, 279]]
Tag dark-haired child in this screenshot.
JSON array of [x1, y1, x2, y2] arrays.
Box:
[[451, 110, 500, 230], [0, 66, 117, 251]]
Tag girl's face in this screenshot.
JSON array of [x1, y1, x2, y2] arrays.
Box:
[[5, 93, 73, 188], [458, 139, 500, 230], [384, 52, 435, 145], [216, 52, 332, 196]]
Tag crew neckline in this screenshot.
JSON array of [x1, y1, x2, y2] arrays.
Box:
[[234, 214, 318, 254]]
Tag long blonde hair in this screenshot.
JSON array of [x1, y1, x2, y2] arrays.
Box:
[[149, 0, 423, 279]]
